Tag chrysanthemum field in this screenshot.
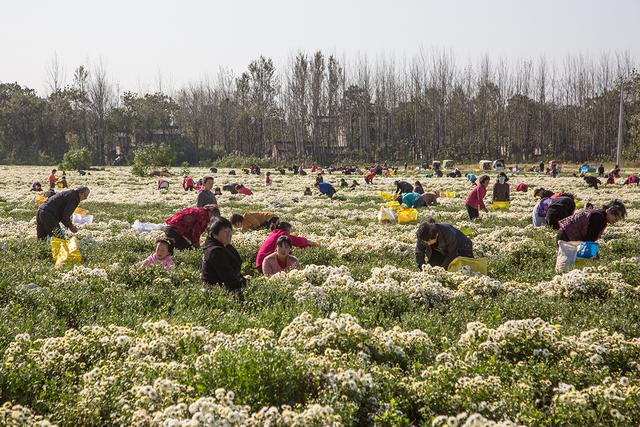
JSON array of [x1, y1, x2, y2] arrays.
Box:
[[1, 165, 640, 426]]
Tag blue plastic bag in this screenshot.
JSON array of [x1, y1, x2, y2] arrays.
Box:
[[576, 241, 598, 259]]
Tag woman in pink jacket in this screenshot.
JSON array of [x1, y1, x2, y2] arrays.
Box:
[[255, 222, 317, 269], [262, 235, 300, 276], [465, 175, 490, 220]]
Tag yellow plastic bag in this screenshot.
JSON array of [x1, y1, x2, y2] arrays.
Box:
[[35, 195, 47, 205], [492, 201, 510, 210], [51, 237, 83, 268], [56, 182, 65, 189], [448, 256, 487, 275], [385, 200, 401, 210], [380, 191, 393, 201], [397, 208, 418, 224], [74, 207, 89, 215], [460, 226, 474, 236], [378, 206, 397, 224], [575, 258, 597, 268], [439, 191, 456, 198], [575, 200, 584, 209]]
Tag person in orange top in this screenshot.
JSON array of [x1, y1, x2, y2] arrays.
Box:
[[230, 212, 279, 231], [48, 169, 57, 189]]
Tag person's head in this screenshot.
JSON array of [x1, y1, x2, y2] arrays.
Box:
[[204, 204, 221, 218], [585, 202, 594, 210], [209, 217, 233, 246], [230, 213, 244, 228], [273, 221, 292, 232], [155, 238, 174, 259], [415, 181, 422, 187], [203, 176, 214, 190], [498, 172, 508, 184], [77, 186, 90, 201], [275, 235, 292, 258], [479, 175, 490, 187], [214, 187, 222, 194], [416, 221, 439, 246], [603, 200, 626, 225], [266, 171, 271, 176]]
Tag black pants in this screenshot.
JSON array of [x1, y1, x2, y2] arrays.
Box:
[[466, 204, 479, 220], [36, 210, 64, 240], [429, 246, 474, 268], [165, 226, 195, 250]]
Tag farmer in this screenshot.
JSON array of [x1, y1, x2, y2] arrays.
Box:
[[261, 235, 300, 276], [492, 172, 510, 203], [534, 187, 554, 199], [465, 175, 490, 220], [532, 195, 555, 227], [201, 217, 245, 299], [255, 222, 316, 270], [339, 178, 349, 189], [545, 194, 576, 230], [584, 176, 601, 189], [230, 212, 279, 231], [421, 192, 439, 206], [466, 174, 477, 186], [196, 176, 217, 208], [36, 186, 90, 240], [414, 181, 425, 195], [401, 192, 424, 208], [515, 182, 528, 192], [236, 184, 253, 196], [182, 175, 195, 191], [394, 180, 414, 195], [48, 169, 57, 190], [317, 181, 336, 198], [415, 220, 474, 270], [365, 170, 375, 184], [598, 164, 605, 177], [158, 179, 169, 190], [557, 200, 626, 243], [164, 205, 220, 250], [623, 175, 639, 186]]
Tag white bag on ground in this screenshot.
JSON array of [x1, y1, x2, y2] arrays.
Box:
[[132, 219, 165, 233], [555, 241, 580, 273], [377, 206, 397, 224], [72, 213, 94, 225]]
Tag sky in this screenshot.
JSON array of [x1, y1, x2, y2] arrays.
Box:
[[1, 0, 639, 95]]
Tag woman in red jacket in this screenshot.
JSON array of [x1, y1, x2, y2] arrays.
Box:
[[255, 222, 317, 269], [164, 205, 219, 250], [465, 175, 490, 220]]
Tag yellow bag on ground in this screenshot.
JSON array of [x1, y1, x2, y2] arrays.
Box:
[[575, 258, 597, 268], [380, 191, 393, 201], [378, 206, 397, 224], [460, 226, 474, 236], [35, 195, 47, 205], [385, 200, 401, 210], [492, 201, 510, 210], [51, 237, 83, 268], [74, 207, 89, 215], [440, 191, 456, 198], [448, 256, 488, 275], [575, 200, 584, 209], [397, 208, 418, 224]]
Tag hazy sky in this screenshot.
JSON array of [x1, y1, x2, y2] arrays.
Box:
[[2, 0, 639, 94]]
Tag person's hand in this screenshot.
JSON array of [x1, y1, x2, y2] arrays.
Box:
[[69, 225, 78, 233]]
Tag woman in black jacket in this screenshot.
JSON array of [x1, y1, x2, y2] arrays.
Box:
[[201, 217, 245, 299], [415, 221, 473, 270]]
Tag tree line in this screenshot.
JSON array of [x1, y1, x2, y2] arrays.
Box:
[[1, 50, 640, 166]]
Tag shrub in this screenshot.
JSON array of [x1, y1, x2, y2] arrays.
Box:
[[131, 144, 176, 176], [61, 148, 92, 171]]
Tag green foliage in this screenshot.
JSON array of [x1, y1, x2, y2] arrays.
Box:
[[61, 148, 92, 171], [131, 144, 176, 176]]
